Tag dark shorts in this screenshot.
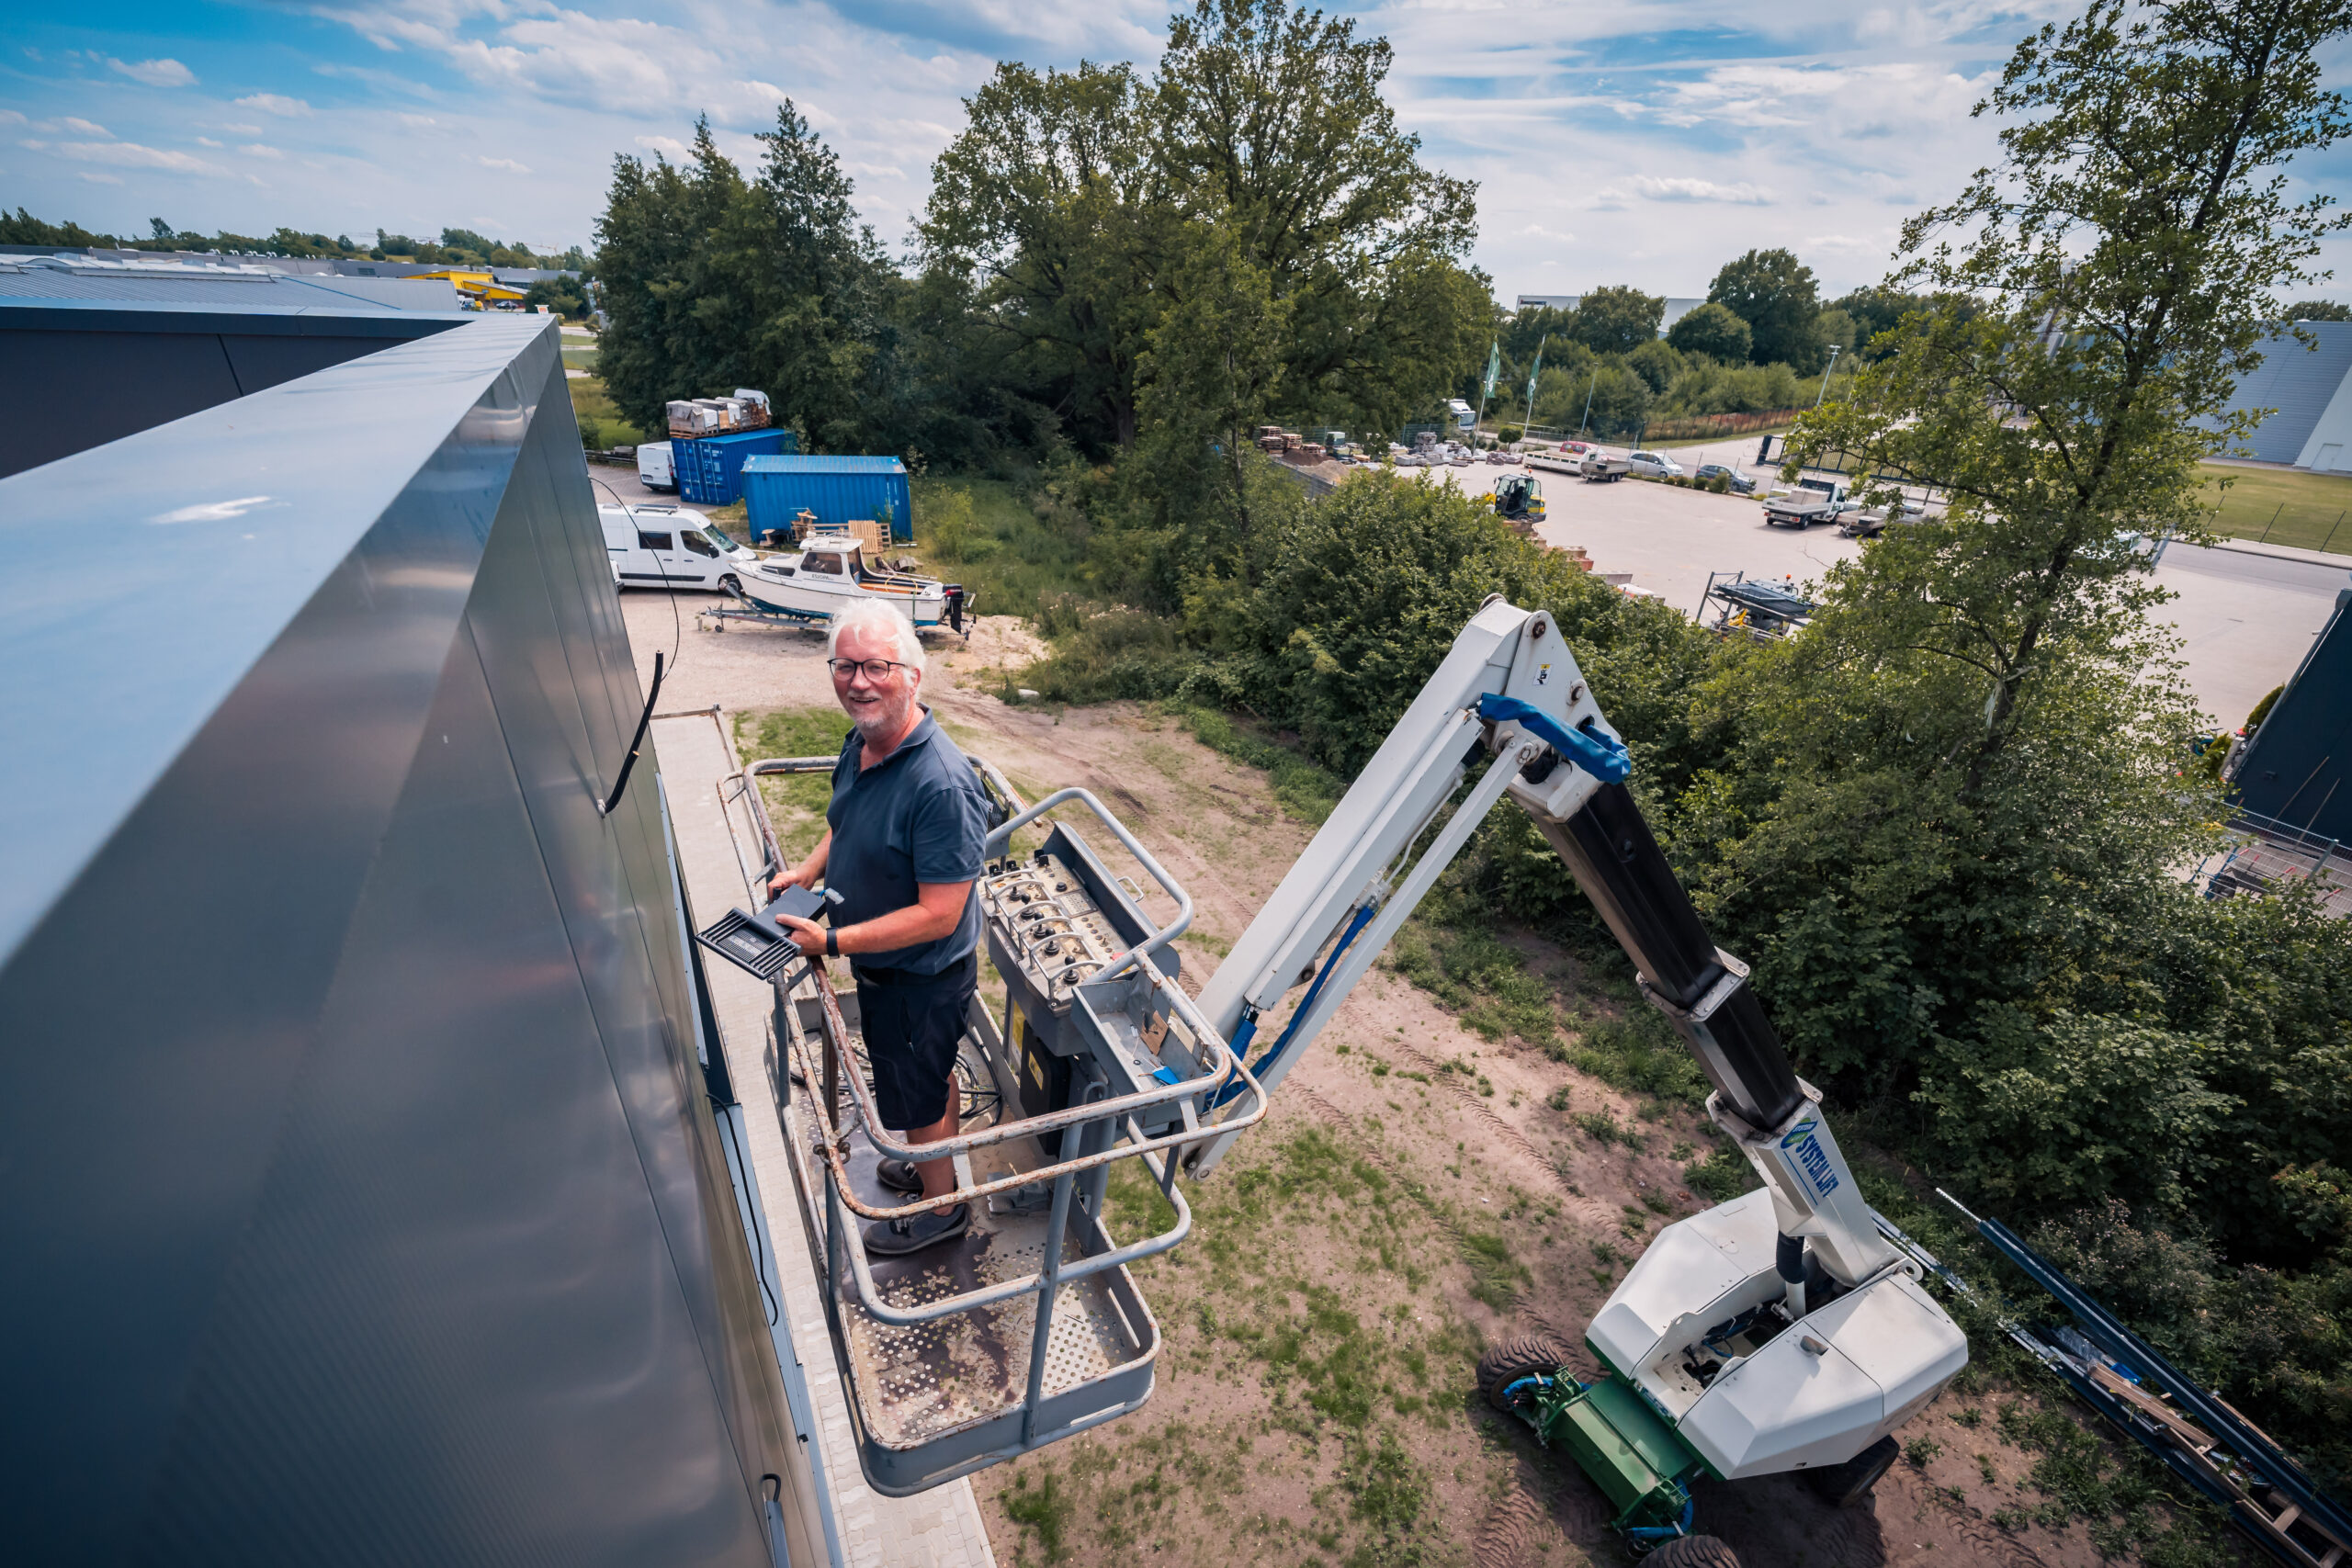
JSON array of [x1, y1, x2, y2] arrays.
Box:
[[854, 953, 978, 1131]]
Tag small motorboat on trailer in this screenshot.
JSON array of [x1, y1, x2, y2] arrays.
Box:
[[735, 536, 967, 631]]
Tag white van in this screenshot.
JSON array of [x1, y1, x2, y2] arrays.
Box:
[[599, 504, 758, 592], [636, 440, 674, 492]]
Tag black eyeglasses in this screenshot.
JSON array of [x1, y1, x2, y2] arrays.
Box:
[[827, 657, 910, 681]]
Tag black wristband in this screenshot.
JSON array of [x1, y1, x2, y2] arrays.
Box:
[[825, 929, 839, 958]]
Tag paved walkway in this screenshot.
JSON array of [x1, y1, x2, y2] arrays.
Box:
[[654, 710, 999, 1568]]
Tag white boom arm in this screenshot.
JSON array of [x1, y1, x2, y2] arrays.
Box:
[[1188, 598, 1616, 1167], [1189, 599, 1897, 1295]]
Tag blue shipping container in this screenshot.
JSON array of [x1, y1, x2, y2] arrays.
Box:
[[673, 427, 794, 505], [741, 455, 914, 543]]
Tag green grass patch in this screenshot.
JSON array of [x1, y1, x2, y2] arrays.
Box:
[[1459, 1230, 1530, 1312], [566, 374, 645, 450], [732, 707, 846, 865], [1105, 1156, 1181, 1240], [2199, 463, 2352, 553], [1555, 1010, 1711, 1105], [1165, 705, 1345, 824], [560, 343, 599, 371], [1384, 918, 1561, 1047], [1683, 1143, 1759, 1202], [1002, 1464, 1073, 1562], [911, 476, 1098, 617]]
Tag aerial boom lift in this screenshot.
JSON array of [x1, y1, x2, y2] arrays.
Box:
[[1190, 597, 1966, 1540], [750, 597, 1960, 1546]]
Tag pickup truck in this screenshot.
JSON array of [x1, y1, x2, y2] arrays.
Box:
[[1762, 476, 1860, 528]]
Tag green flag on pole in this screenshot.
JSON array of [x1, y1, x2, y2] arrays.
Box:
[[1482, 341, 1501, 402]]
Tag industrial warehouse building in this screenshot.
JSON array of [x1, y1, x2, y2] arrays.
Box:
[[1516, 292, 1709, 333], [2215, 319, 2352, 472]]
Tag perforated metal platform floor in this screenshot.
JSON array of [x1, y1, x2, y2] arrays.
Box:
[[653, 712, 999, 1568], [817, 1123, 1150, 1454]]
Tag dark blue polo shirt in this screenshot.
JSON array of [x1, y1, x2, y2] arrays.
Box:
[[824, 709, 987, 976]]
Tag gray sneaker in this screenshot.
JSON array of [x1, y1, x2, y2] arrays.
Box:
[[865, 1203, 970, 1257]]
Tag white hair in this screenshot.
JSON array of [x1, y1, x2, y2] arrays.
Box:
[[826, 599, 925, 672]]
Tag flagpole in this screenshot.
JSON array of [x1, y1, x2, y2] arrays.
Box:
[[1472, 340, 1500, 446], [1521, 333, 1546, 443]]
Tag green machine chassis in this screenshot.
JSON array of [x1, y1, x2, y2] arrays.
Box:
[[1497, 1368, 1706, 1547]]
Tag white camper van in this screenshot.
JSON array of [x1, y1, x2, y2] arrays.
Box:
[[599, 504, 757, 592], [635, 440, 675, 492]]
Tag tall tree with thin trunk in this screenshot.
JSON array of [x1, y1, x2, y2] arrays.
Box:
[[1792, 0, 2351, 802]]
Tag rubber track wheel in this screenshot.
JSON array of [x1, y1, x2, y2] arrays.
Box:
[[1476, 1333, 1578, 1412], [1643, 1535, 1742, 1568], [1804, 1434, 1900, 1509]]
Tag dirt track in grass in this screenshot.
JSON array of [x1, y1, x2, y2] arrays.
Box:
[[681, 610, 2226, 1568]]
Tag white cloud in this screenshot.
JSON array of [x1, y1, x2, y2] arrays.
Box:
[[397, 113, 439, 128], [107, 56, 196, 87], [234, 93, 312, 118], [78, 170, 124, 185], [240, 143, 285, 159], [634, 134, 687, 157], [0, 110, 23, 125], [474, 154, 531, 173], [220, 122, 263, 135], [196, 136, 222, 147], [59, 118, 109, 137], [1624, 175, 1774, 205], [48, 140, 218, 173]]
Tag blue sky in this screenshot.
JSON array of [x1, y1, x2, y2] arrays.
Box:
[[6, 1, 2349, 301]]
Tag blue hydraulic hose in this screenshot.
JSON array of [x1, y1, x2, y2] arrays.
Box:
[[1476, 694, 1632, 783], [1624, 1499, 1696, 1544], [1209, 900, 1376, 1109]]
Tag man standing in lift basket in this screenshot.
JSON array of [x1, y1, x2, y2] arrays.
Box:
[[771, 600, 989, 1257]]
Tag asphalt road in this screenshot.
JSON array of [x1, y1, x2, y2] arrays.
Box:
[[1418, 457, 2347, 730]]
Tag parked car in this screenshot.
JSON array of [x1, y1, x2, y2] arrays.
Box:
[[599, 503, 756, 592], [1840, 498, 1932, 537], [636, 439, 675, 492], [1694, 463, 1757, 495], [1627, 450, 1684, 479]]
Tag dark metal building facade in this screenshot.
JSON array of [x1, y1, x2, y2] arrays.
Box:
[[2233, 586, 2352, 842], [0, 303, 819, 1565]]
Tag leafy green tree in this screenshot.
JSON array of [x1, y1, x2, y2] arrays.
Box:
[[521, 275, 590, 318], [2287, 298, 2352, 319], [596, 108, 913, 454], [1795, 0, 2350, 798], [1501, 304, 1574, 362], [0, 209, 112, 245], [922, 61, 1167, 450], [921, 0, 1485, 457], [594, 118, 744, 432], [1708, 247, 1824, 371], [1666, 0, 2351, 1193], [1828, 286, 1933, 360], [1624, 338, 1685, 395], [1666, 299, 1751, 362], [1566, 285, 1665, 355], [1129, 211, 1295, 579], [1153, 0, 1485, 434]]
